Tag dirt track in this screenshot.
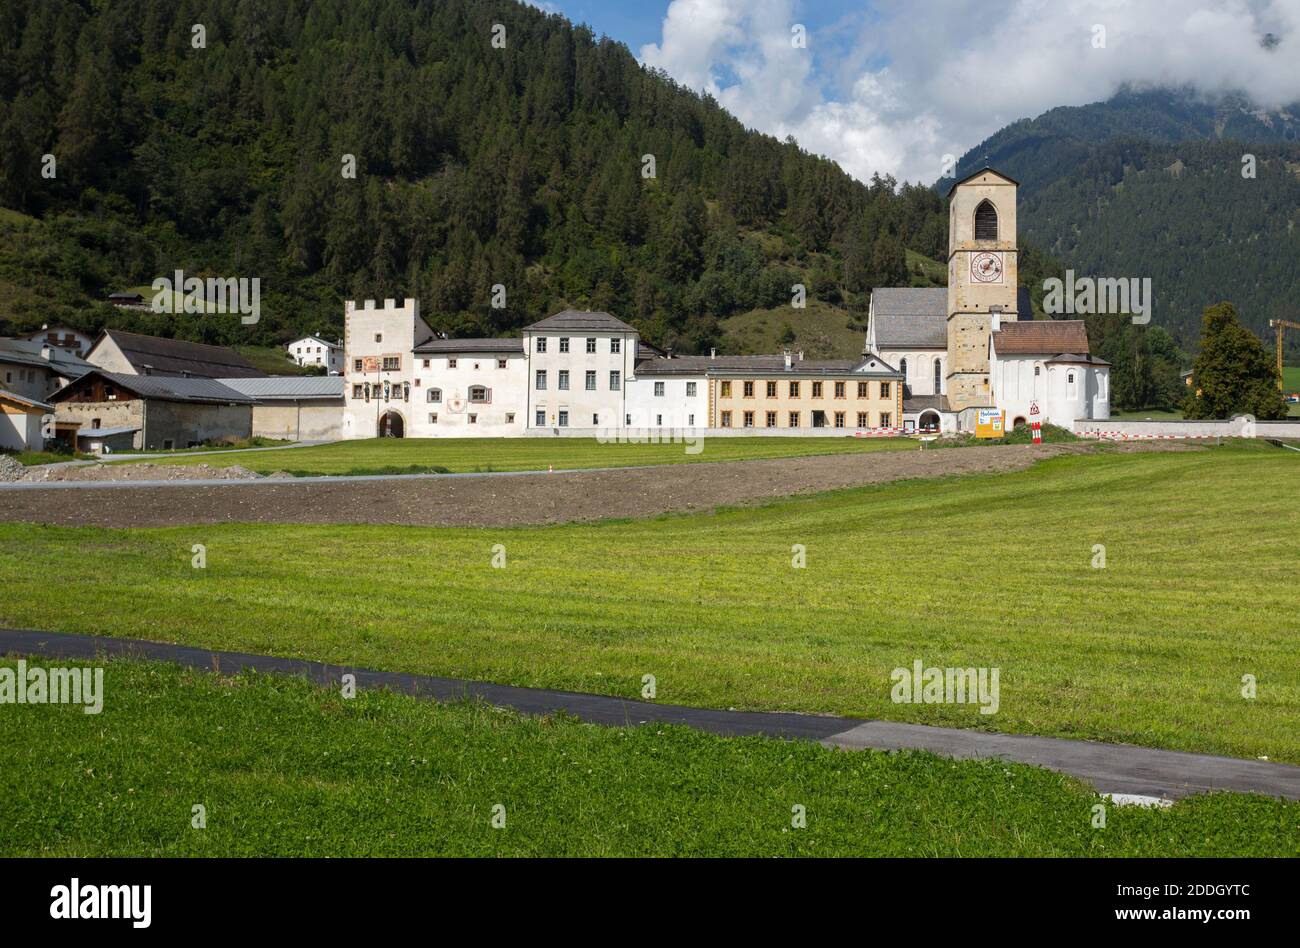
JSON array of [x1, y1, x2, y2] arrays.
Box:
[[0, 442, 1190, 529]]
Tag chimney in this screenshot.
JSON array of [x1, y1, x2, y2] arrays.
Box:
[[710, 348, 716, 359], [666, 347, 673, 360], [40, 344, 53, 361], [783, 349, 792, 369], [797, 349, 804, 361]]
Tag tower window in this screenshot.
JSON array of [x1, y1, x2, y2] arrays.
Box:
[[974, 200, 998, 240]]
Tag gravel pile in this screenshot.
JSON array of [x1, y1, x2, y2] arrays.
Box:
[[0, 454, 25, 483]]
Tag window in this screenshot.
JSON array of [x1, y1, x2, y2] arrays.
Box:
[[974, 200, 998, 240], [654, 381, 665, 397], [626, 414, 631, 425], [558, 370, 569, 390], [536, 409, 546, 426], [743, 381, 754, 398], [422, 359, 431, 368], [934, 359, 942, 392], [557, 410, 569, 427], [743, 411, 755, 428], [428, 413, 438, 424], [721, 381, 732, 397], [789, 381, 800, 398], [427, 388, 441, 403], [506, 413, 515, 424], [880, 412, 892, 428], [91, 418, 101, 429], [448, 358, 457, 369], [766, 411, 777, 428], [473, 362, 480, 371], [788, 411, 800, 427], [655, 414, 662, 426], [812, 381, 823, 398], [857, 412, 868, 427], [686, 382, 696, 397], [498, 359, 507, 369], [353, 359, 364, 372], [834, 381, 846, 399], [585, 371, 596, 391], [559, 337, 570, 353], [414, 378, 421, 387], [594, 414, 601, 425], [382, 356, 401, 371], [1034, 365, 1041, 376], [163, 439, 174, 450], [353, 384, 364, 398], [469, 386, 488, 403], [721, 411, 733, 428], [468, 413, 477, 424], [374, 333, 382, 343], [834, 411, 846, 428], [688, 413, 694, 426], [536, 337, 547, 353], [880, 382, 890, 398], [1068, 372, 1076, 384], [766, 381, 777, 397], [610, 370, 620, 391], [586, 338, 597, 353], [611, 338, 621, 354], [536, 370, 547, 390], [857, 382, 868, 398]]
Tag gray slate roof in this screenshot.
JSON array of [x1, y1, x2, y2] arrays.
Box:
[[51, 370, 255, 405], [0, 386, 52, 411], [95, 329, 264, 378], [414, 337, 524, 354], [0, 338, 95, 380], [635, 353, 901, 379], [524, 310, 638, 333], [216, 376, 345, 400], [870, 289, 948, 348]]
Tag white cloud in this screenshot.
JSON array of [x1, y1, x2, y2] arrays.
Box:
[[639, 0, 1300, 185]]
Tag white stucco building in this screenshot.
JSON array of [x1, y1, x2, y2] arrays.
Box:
[[287, 335, 343, 374], [989, 319, 1109, 429], [522, 310, 641, 431], [410, 337, 527, 436]]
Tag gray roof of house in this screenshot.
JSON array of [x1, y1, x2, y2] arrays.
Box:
[[634, 353, 902, 379], [94, 329, 264, 378], [524, 310, 638, 333], [0, 338, 95, 379], [0, 387, 52, 411], [75, 425, 140, 439], [413, 337, 524, 354], [215, 376, 345, 401], [870, 289, 949, 348], [50, 370, 255, 405]]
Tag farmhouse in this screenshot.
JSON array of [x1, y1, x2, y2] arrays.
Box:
[[49, 370, 255, 452], [86, 329, 264, 379], [286, 334, 343, 374]]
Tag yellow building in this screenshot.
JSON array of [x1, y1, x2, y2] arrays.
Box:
[[707, 352, 903, 430]]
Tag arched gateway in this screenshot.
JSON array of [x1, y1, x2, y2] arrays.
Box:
[[378, 411, 405, 438]]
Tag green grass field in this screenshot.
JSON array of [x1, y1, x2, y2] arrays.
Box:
[[3, 442, 1296, 761], [2, 659, 1293, 857], [111, 435, 914, 475]]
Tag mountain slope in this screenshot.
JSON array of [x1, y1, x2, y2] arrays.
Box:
[[949, 88, 1300, 353], [0, 0, 947, 356]]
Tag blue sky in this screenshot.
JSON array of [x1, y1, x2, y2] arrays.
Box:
[[533, 1, 1299, 186]]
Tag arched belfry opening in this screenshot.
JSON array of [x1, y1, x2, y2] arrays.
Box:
[[974, 199, 998, 240]]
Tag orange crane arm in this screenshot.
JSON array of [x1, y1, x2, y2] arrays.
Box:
[[1270, 320, 1300, 392]]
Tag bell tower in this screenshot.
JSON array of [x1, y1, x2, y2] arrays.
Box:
[[945, 168, 1020, 411]]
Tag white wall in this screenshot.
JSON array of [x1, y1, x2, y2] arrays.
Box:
[[624, 375, 709, 429], [409, 352, 526, 437], [341, 298, 426, 439], [880, 348, 946, 396], [0, 409, 42, 451], [524, 329, 636, 430], [992, 353, 1109, 427]]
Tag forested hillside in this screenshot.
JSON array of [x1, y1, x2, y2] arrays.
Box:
[[0, 0, 961, 355], [949, 88, 1300, 356]]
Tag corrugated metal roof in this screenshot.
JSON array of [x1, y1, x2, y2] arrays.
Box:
[[524, 310, 638, 333], [50, 370, 256, 405], [216, 376, 344, 400]]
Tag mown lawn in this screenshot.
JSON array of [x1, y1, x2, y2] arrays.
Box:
[[2, 660, 1294, 857], [1, 443, 1296, 761], [109, 435, 914, 475]]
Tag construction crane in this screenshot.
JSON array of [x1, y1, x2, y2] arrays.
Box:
[[1269, 319, 1300, 392]]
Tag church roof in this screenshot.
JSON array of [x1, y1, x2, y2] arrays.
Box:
[[993, 320, 1090, 355], [945, 166, 1020, 197], [870, 288, 948, 347]]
